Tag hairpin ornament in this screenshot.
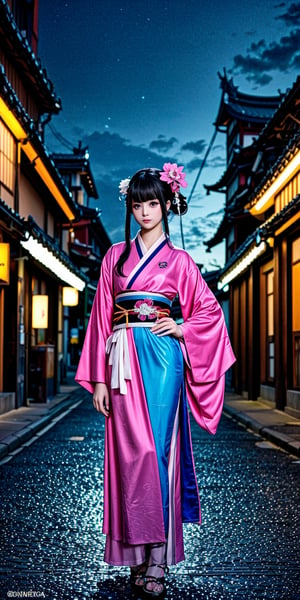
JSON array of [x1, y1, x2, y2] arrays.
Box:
[[118, 163, 188, 203], [119, 178, 131, 200]]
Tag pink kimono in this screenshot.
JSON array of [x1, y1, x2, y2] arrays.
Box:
[[76, 232, 235, 566]]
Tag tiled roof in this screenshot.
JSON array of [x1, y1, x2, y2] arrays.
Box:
[[222, 99, 278, 123], [0, 0, 61, 114], [256, 194, 300, 237], [219, 194, 300, 279], [249, 131, 300, 207], [0, 197, 26, 234], [25, 215, 89, 283], [0, 201, 87, 283], [215, 73, 281, 127], [52, 152, 99, 199], [257, 75, 300, 141]]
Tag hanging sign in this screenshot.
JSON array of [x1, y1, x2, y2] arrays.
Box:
[[0, 243, 10, 284]]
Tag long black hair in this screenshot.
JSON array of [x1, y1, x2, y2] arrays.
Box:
[[115, 168, 187, 276]]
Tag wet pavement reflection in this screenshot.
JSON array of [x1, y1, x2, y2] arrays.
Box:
[[0, 390, 299, 599]]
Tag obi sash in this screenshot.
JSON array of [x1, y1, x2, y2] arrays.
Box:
[[106, 292, 172, 394]]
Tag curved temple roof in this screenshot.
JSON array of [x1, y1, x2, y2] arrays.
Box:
[[215, 71, 281, 128]]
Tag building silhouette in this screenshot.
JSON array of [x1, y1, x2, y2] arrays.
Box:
[[206, 72, 300, 416], [0, 0, 110, 412]]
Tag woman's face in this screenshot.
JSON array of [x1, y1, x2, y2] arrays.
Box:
[[131, 198, 170, 233]]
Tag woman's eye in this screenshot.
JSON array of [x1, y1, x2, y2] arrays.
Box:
[[150, 201, 159, 206], [133, 204, 141, 209]]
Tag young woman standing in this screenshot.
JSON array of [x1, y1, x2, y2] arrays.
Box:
[[76, 165, 235, 598]]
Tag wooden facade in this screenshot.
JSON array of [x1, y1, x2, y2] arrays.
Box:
[[205, 73, 300, 417]]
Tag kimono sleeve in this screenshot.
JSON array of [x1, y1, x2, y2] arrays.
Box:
[[75, 248, 114, 394], [178, 253, 236, 434]]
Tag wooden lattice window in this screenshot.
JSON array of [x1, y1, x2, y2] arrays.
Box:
[[0, 120, 15, 193]]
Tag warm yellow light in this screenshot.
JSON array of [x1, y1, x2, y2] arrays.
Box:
[[218, 242, 267, 289], [21, 236, 86, 291], [0, 98, 75, 221], [62, 287, 79, 306], [0, 98, 25, 139], [0, 243, 10, 284], [251, 150, 300, 215], [275, 213, 300, 236], [32, 295, 48, 329], [34, 157, 75, 221]]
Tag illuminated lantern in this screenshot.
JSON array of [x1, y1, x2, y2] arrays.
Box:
[[0, 243, 10, 284], [32, 295, 48, 329], [62, 287, 79, 306]]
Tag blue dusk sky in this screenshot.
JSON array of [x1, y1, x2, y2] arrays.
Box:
[[37, 0, 300, 269]]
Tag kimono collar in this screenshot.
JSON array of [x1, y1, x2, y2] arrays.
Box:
[[136, 231, 167, 256], [126, 232, 169, 289]]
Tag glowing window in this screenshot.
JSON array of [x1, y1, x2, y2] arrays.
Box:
[[0, 120, 16, 193]]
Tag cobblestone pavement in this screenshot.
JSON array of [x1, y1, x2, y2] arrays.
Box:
[[0, 390, 299, 600]]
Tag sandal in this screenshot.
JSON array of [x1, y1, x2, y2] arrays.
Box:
[[130, 563, 147, 590], [143, 564, 168, 599]]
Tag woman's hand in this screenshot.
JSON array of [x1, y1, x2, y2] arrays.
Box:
[[93, 382, 110, 417], [151, 318, 183, 339]]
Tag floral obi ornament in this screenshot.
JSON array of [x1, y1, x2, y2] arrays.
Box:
[[112, 293, 172, 329], [159, 162, 188, 193]]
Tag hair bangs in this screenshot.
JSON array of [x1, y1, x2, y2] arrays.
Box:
[[128, 171, 165, 204], [115, 167, 172, 275]]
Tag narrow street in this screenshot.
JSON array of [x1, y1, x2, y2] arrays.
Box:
[[0, 389, 299, 600]]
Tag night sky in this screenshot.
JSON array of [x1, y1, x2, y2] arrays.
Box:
[[37, 0, 300, 269]]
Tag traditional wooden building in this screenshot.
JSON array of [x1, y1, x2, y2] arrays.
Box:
[[0, 0, 89, 411], [52, 145, 111, 286], [52, 146, 111, 368], [205, 73, 300, 417]]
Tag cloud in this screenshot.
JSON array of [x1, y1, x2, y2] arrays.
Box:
[[212, 144, 225, 152], [206, 208, 225, 219], [80, 130, 181, 183], [72, 130, 171, 241], [186, 158, 204, 171], [185, 152, 226, 172], [47, 125, 225, 257], [207, 155, 226, 169], [149, 135, 178, 153], [276, 2, 300, 25], [72, 129, 202, 243], [180, 221, 208, 252], [231, 27, 300, 85], [179, 211, 224, 253], [292, 53, 300, 68], [181, 139, 206, 154]]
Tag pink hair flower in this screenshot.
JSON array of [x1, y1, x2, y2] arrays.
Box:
[[159, 163, 188, 193]]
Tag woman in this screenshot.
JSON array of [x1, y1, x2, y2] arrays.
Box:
[[75, 164, 235, 598]]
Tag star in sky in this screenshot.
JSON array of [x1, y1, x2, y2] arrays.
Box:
[[38, 0, 300, 268]]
